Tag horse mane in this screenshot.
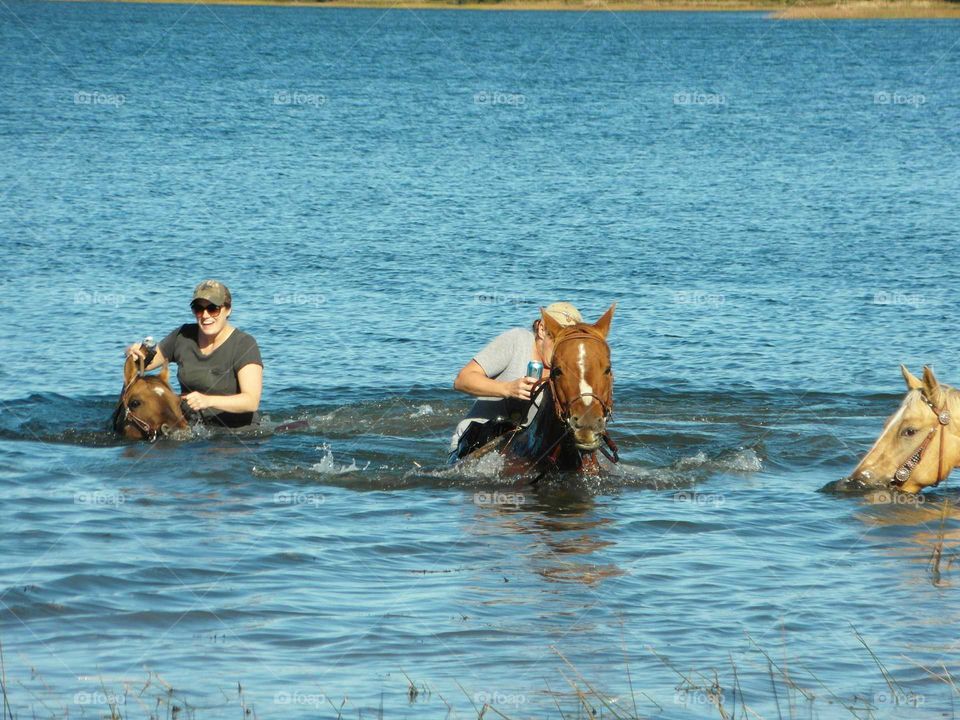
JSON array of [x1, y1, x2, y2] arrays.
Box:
[[139, 374, 172, 390], [902, 381, 959, 424], [922, 380, 958, 407], [940, 383, 960, 415], [553, 322, 608, 346], [120, 370, 172, 400]]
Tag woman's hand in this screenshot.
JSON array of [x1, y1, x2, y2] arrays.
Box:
[[180, 366, 262, 416], [454, 360, 538, 401], [182, 392, 214, 412], [503, 377, 537, 401], [125, 342, 164, 371]]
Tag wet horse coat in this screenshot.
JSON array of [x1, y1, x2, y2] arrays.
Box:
[[112, 356, 188, 441], [461, 304, 617, 476], [846, 365, 960, 493]]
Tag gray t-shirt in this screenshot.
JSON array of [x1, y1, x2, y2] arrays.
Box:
[[159, 324, 263, 428], [462, 327, 538, 426]]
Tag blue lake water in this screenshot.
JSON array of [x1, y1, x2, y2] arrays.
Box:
[[2, 1, 960, 717]]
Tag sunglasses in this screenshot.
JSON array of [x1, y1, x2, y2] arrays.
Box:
[[190, 301, 223, 317]]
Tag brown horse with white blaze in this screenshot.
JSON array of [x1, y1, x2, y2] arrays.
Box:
[[847, 365, 960, 494], [465, 304, 618, 476], [111, 356, 188, 441], [540, 304, 615, 453]]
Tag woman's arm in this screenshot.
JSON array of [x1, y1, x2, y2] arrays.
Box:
[[454, 360, 535, 402], [182, 363, 263, 414]]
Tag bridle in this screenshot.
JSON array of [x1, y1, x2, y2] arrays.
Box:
[[547, 327, 614, 425], [891, 393, 952, 488], [495, 322, 620, 470], [545, 326, 619, 463]]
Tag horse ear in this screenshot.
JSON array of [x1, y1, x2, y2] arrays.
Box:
[[922, 366, 946, 406], [592, 303, 616, 339], [901, 365, 923, 391], [540, 307, 564, 338], [123, 355, 138, 386], [159, 361, 170, 385]]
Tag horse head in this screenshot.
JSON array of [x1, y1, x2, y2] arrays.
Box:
[[541, 304, 616, 451], [112, 356, 188, 441], [848, 365, 959, 493]]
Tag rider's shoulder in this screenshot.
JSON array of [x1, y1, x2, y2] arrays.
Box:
[[229, 327, 258, 344], [495, 326, 534, 343], [163, 323, 199, 344]]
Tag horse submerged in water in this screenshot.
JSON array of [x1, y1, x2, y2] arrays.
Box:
[[457, 304, 619, 478], [110, 355, 187, 441], [841, 365, 960, 494]]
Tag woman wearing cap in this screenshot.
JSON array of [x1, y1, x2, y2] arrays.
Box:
[[450, 302, 582, 460], [125, 280, 263, 429]]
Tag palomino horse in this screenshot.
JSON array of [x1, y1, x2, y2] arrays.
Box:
[[111, 355, 187, 441], [847, 366, 959, 494], [464, 304, 618, 476]]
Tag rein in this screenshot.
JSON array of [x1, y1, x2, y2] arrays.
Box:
[[892, 395, 952, 488]]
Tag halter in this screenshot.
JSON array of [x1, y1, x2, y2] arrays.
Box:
[[891, 394, 952, 488], [547, 327, 614, 424]]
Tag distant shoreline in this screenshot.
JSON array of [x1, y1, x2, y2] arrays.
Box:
[[53, 0, 960, 17], [776, 1, 960, 17]]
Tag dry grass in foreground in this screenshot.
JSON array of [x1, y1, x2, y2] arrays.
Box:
[[3, 631, 960, 719]]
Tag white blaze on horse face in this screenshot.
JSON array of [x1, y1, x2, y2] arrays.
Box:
[[153, 387, 167, 397], [577, 342, 593, 406]]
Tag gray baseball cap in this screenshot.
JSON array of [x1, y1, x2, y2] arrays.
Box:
[[192, 279, 232, 306]]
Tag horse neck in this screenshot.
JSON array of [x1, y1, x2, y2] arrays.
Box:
[[521, 384, 569, 456], [918, 386, 960, 481]]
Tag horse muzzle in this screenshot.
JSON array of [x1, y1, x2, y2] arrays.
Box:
[[569, 420, 606, 451], [846, 469, 874, 485], [566, 414, 608, 450], [843, 468, 920, 493], [573, 432, 602, 451]]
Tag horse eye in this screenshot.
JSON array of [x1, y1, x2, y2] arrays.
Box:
[[901, 427, 918, 438], [552, 367, 563, 377], [605, 367, 612, 375], [129, 399, 142, 409]]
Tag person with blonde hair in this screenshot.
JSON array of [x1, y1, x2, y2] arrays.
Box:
[[450, 302, 582, 460]]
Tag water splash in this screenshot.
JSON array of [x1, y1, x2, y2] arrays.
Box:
[[673, 447, 762, 474], [310, 445, 367, 475]]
